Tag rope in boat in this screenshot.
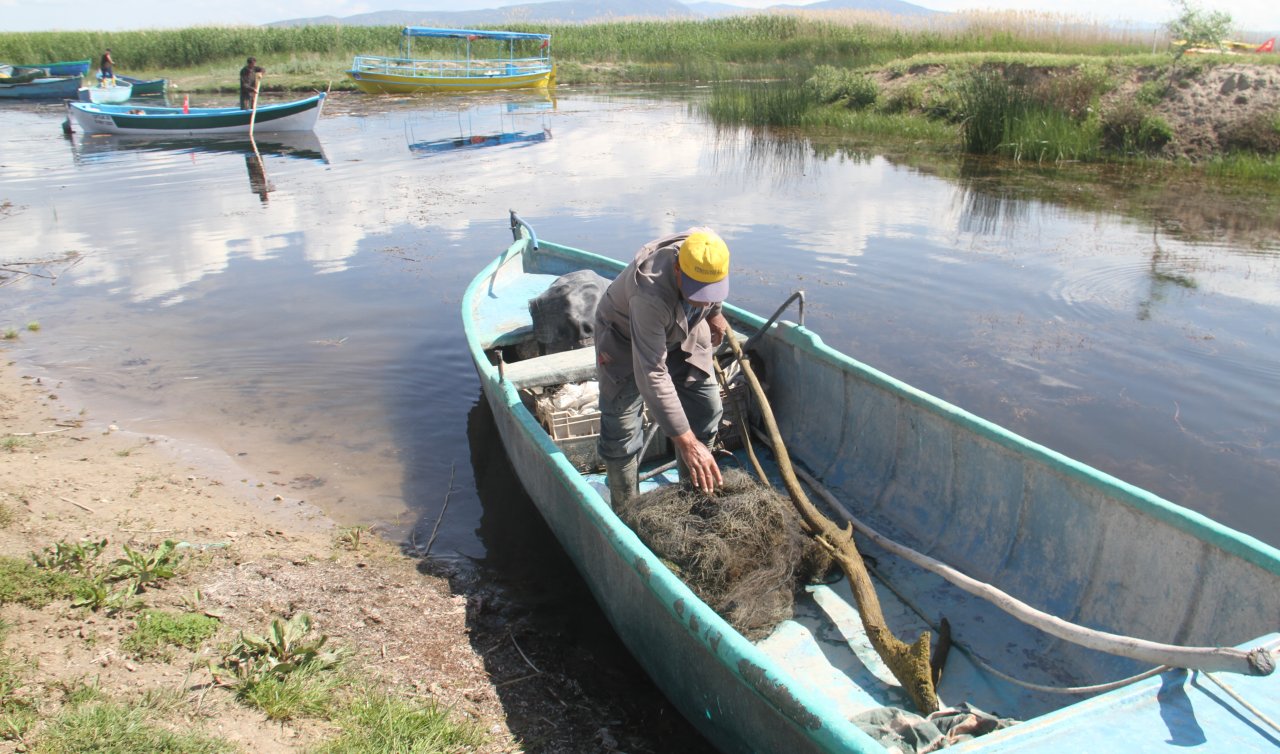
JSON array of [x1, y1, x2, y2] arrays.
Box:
[[782, 455, 1272, 677], [1203, 643, 1280, 738], [852, 547, 1173, 695], [1203, 672, 1280, 735], [753, 431, 1271, 685]]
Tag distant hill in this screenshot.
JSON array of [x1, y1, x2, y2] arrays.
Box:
[[271, 0, 698, 28], [269, 0, 937, 27], [793, 0, 936, 15]]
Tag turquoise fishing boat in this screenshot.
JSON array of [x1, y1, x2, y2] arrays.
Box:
[[115, 75, 167, 96], [0, 74, 82, 99], [462, 212, 1279, 753], [64, 93, 326, 136], [27, 58, 90, 76]]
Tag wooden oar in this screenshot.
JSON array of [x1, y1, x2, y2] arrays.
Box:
[[723, 329, 939, 713]]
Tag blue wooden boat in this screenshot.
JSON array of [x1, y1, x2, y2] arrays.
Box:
[[115, 75, 167, 96], [78, 78, 132, 104], [0, 74, 82, 99], [463, 213, 1280, 753], [27, 58, 90, 76], [64, 93, 326, 136], [347, 27, 554, 94]]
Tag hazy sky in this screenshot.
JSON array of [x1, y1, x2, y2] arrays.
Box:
[[3, 0, 1275, 34]]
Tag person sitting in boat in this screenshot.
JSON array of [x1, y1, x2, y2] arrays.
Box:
[[98, 49, 114, 84], [238, 57, 265, 110], [593, 229, 731, 507]]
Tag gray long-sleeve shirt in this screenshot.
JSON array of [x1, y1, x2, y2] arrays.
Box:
[[593, 229, 722, 438]]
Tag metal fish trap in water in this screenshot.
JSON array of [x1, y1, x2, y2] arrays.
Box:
[[618, 468, 831, 640]]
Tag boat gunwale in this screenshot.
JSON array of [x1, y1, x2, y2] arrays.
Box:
[[68, 92, 324, 119]]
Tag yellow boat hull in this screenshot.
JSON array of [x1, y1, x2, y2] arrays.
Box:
[[347, 66, 555, 94]]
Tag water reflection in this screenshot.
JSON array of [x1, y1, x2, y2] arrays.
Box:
[[405, 95, 554, 158], [68, 130, 329, 165], [2, 88, 1278, 554]]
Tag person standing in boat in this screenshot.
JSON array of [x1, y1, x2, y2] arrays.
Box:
[[238, 57, 265, 110], [98, 49, 114, 83], [593, 229, 731, 507]]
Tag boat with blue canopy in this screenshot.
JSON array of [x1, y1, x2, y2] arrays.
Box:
[[347, 27, 555, 94]]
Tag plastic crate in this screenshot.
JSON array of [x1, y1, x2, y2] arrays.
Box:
[[546, 409, 601, 441]]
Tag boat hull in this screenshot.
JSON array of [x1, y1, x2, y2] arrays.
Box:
[[65, 93, 326, 135], [29, 59, 91, 76], [0, 76, 82, 99], [464, 221, 1280, 753], [346, 67, 554, 94], [115, 75, 167, 96], [78, 82, 132, 104]]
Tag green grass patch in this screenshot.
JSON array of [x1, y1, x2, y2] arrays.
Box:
[[1203, 153, 1280, 181], [314, 689, 486, 754], [0, 502, 14, 528], [0, 557, 91, 608], [233, 662, 346, 721], [1, 651, 37, 741], [31, 702, 232, 754], [2, 435, 30, 452], [122, 610, 220, 660]]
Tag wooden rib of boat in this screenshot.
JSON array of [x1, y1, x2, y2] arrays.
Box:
[[64, 93, 326, 136], [463, 212, 1280, 753], [0, 74, 82, 99], [347, 27, 555, 94], [78, 79, 133, 104]]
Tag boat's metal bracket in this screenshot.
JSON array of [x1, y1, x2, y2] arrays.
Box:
[[744, 290, 804, 351], [509, 210, 539, 248]]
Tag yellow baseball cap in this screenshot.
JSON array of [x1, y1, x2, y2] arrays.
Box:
[[677, 230, 730, 303]]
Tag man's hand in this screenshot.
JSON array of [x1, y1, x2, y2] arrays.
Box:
[[707, 311, 729, 347], [674, 431, 722, 492]]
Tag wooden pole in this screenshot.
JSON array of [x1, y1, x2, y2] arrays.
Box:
[[724, 330, 939, 713], [248, 72, 262, 139]]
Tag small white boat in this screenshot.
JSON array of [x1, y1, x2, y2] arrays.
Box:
[[78, 78, 133, 104]]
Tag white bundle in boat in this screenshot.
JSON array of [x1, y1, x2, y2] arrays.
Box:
[[545, 380, 599, 415]]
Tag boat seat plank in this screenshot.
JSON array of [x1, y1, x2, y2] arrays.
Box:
[[501, 347, 597, 389]]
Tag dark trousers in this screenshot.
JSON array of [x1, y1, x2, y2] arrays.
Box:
[[597, 351, 722, 462]]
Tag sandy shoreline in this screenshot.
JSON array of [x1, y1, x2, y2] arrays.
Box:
[[0, 355, 713, 752], [0, 358, 518, 750]]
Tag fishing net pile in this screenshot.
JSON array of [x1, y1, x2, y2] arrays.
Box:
[[617, 468, 832, 640]]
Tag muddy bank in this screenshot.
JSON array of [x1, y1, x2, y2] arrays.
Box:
[[0, 362, 709, 752]]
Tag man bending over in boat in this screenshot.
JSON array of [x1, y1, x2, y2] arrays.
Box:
[[239, 57, 265, 110], [593, 229, 731, 507]]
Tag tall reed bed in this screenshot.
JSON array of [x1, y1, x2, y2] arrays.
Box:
[[0, 10, 1159, 76], [0, 26, 402, 70], [957, 68, 1102, 162]]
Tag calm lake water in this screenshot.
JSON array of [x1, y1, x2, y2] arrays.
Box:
[[2, 86, 1278, 745]]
